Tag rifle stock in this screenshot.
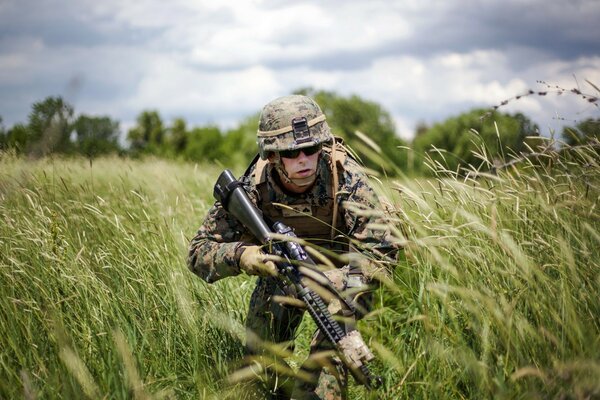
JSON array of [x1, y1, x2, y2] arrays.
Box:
[[213, 169, 382, 389]]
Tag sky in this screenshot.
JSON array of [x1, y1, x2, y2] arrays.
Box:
[[1, 0, 599, 140]]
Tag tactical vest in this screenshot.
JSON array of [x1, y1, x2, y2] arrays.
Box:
[[251, 139, 350, 254]]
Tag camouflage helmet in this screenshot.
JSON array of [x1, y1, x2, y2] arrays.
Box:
[[257, 95, 333, 159]]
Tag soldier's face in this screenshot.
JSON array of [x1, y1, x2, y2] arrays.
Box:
[[279, 148, 321, 180]]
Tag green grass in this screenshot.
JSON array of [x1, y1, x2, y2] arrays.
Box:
[[0, 155, 256, 399], [1, 142, 599, 399], [372, 140, 600, 398]]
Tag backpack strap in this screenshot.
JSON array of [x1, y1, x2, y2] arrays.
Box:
[[328, 137, 347, 239], [253, 158, 269, 186], [241, 153, 269, 187], [242, 153, 261, 178], [247, 139, 349, 240]]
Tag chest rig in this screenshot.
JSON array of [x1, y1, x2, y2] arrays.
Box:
[[251, 139, 350, 254]]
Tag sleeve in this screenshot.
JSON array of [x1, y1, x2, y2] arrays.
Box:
[[187, 202, 247, 283], [340, 159, 401, 266], [187, 173, 260, 284]]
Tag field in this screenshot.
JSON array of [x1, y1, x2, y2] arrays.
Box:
[[1, 142, 599, 399]]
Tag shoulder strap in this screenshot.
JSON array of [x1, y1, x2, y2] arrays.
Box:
[[242, 153, 261, 178], [328, 137, 348, 239], [325, 136, 348, 170], [246, 141, 346, 239], [254, 158, 269, 186], [242, 153, 269, 186]]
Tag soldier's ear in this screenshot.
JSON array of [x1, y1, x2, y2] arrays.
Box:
[[267, 152, 278, 164]]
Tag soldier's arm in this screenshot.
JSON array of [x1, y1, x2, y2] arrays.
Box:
[[188, 168, 265, 283], [340, 159, 400, 278], [187, 202, 249, 283]]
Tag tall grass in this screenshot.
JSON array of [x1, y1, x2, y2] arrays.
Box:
[[0, 155, 256, 399], [1, 140, 599, 399], [370, 139, 600, 398]]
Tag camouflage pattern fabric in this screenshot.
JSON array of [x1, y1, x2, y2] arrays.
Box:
[[188, 152, 398, 283], [187, 150, 399, 399], [246, 268, 358, 400], [290, 268, 353, 400], [257, 95, 333, 159]]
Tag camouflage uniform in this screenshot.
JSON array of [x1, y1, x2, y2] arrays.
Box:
[[188, 152, 396, 282], [188, 96, 398, 400]]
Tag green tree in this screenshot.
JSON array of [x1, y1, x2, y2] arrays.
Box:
[[0, 117, 5, 150], [562, 118, 600, 146], [413, 109, 539, 173], [414, 120, 430, 138], [127, 110, 165, 154], [73, 115, 121, 158], [167, 118, 188, 156], [5, 124, 30, 153], [27, 96, 75, 156], [295, 88, 407, 174], [184, 125, 223, 162], [220, 114, 263, 168]]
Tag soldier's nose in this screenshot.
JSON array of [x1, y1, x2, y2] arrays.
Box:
[[297, 150, 309, 160]]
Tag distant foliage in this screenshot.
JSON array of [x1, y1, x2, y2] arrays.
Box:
[[4, 124, 30, 153], [127, 110, 165, 155], [296, 88, 408, 174], [26, 97, 75, 156], [562, 118, 600, 145], [74, 115, 121, 159], [2, 91, 568, 179], [184, 125, 223, 162], [126, 89, 409, 173], [0, 117, 6, 150], [217, 114, 261, 167], [168, 118, 188, 155], [413, 109, 539, 174], [125, 111, 259, 167], [1, 96, 123, 159]]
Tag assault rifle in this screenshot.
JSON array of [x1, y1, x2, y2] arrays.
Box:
[[213, 169, 382, 389]]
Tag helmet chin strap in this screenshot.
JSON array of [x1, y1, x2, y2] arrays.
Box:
[[273, 154, 318, 188]]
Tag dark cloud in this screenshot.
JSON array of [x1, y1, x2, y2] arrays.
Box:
[[410, 1, 600, 59]]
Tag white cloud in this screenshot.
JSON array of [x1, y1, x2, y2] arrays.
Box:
[[179, 2, 411, 68], [1, 0, 598, 141], [127, 57, 283, 116]]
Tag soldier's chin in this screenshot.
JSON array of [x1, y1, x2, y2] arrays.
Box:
[[292, 173, 317, 187]]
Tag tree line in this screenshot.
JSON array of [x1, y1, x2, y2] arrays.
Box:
[[1, 90, 597, 175]]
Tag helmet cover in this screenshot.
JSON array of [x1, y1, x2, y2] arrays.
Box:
[[257, 95, 333, 159]]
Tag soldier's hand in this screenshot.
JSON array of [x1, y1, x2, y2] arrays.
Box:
[[239, 245, 278, 277]]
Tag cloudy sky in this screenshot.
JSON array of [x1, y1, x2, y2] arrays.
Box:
[[1, 0, 599, 140]]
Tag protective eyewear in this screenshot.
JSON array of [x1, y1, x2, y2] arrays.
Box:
[[279, 143, 322, 159]]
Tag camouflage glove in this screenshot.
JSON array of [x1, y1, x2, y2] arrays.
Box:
[[238, 245, 278, 277], [346, 253, 389, 284]]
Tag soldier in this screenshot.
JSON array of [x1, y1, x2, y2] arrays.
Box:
[[188, 95, 398, 399]]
